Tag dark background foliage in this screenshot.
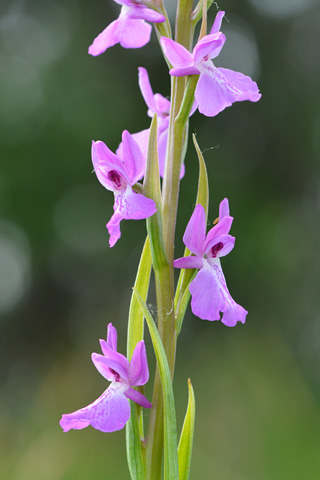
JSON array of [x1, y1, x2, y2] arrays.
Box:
[[1, 0, 320, 479]]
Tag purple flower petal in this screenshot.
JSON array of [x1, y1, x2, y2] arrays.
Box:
[[128, 341, 149, 386], [182, 204, 206, 256], [106, 211, 122, 248], [126, 5, 165, 23], [106, 323, 117, 351], [115, 187, 156, 221], [204, 216, 234, 251], [209, 11, 225, 34], [169, 66, 200, 76], [193, 33, 225, 64], [92, 352, 130, 383], [124, 387, 152, 409], [219, 197, 230, 219], [195, 68, 234, 117], [160, 37, 194, 69], [92, 141, 129, 192], [209, 259, 248, 327], [189, 264, 224, 321], [205, 233, 235, 258], [118, 18, 151, 49], [121, 130, 145, 184], [60, 384, 131, 433], [173, 256, 204, 270], [218, 67, 262, 102], [88, 19, 120, 56], [138, 67, 156, 112]]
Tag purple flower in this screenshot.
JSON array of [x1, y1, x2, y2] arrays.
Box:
[[117, 67, 195, 177], [174, 200, 248, 326], [92, 131, 157, 247], [60, 323, 151, 433], [88, 1, 166, 56], [160, 11, 261, 117]]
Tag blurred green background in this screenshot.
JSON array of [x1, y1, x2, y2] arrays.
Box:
[[1, 0, 320, 479]]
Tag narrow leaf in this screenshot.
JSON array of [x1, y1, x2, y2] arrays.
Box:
[[174, 134, 209, 332], [134, 289, 179, 480], [144, 114, 168, 272], [178, 379, 196, 480], [126, 237, 152, 480]]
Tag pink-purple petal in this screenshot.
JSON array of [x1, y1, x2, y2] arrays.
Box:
[[218, 67, 262, 102], [209, 10, 225, 35], [169, 66, 200, 77], [138, 67, 156, 112], [204, 216, 234, 251], [195, 69, 234, 117], [205, 233, 235, 258], [193, 33, 225, 64], [121, 130, 145, 184], [183, 204, 206, 256], [60, 384, 131, 433], [92, 352, 130, 383], [106, 211, 122, 247], [116, 187, 157, 221], [126, 5, 165, 23], [160, 37, 194, 68], [219, 197, 230, 219], [189, 265, 223, 321], [88, 19, 120, 56], [124, 387, 152, 409], [173, 256, 204, 270], [118, 18, 151, 49], [128, 341, 149, 386], [106, 323, 117, 351], [210, 260, 248, 327]]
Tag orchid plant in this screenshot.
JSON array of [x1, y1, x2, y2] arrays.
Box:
[[60, 1, 261, 479]]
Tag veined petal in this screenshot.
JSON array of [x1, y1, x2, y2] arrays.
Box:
[[189, 264, 223, 321], [173, 256, 204, 270], [92, 351, 129, 383], [204, 216, 233, 250], [124, 387, 152, 409], [160, 37, 194, 68], [219, 197, 230, 219], [193, 32, 225, 64], [128, 341, 149, 386], [122, 130, 145, 184], [183, 204, 206, 257], [210, 259, 248, 326], [60, 384, 130, 433], [195, 68, 234, 117], [138, 67, 156, 112], [218, 67, 261, 102], [118, 18, 151, 49], [88, 19, 120, 56], [210, 11, 225, 34], [126, 5, 165, 23]]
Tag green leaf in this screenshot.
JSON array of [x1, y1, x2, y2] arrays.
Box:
[[144, 114, 168, 273], [178, 379, 196, 480], [126, 237, 152, 480], [174, 134, 209, 333], [133, 289, 179, 480]]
